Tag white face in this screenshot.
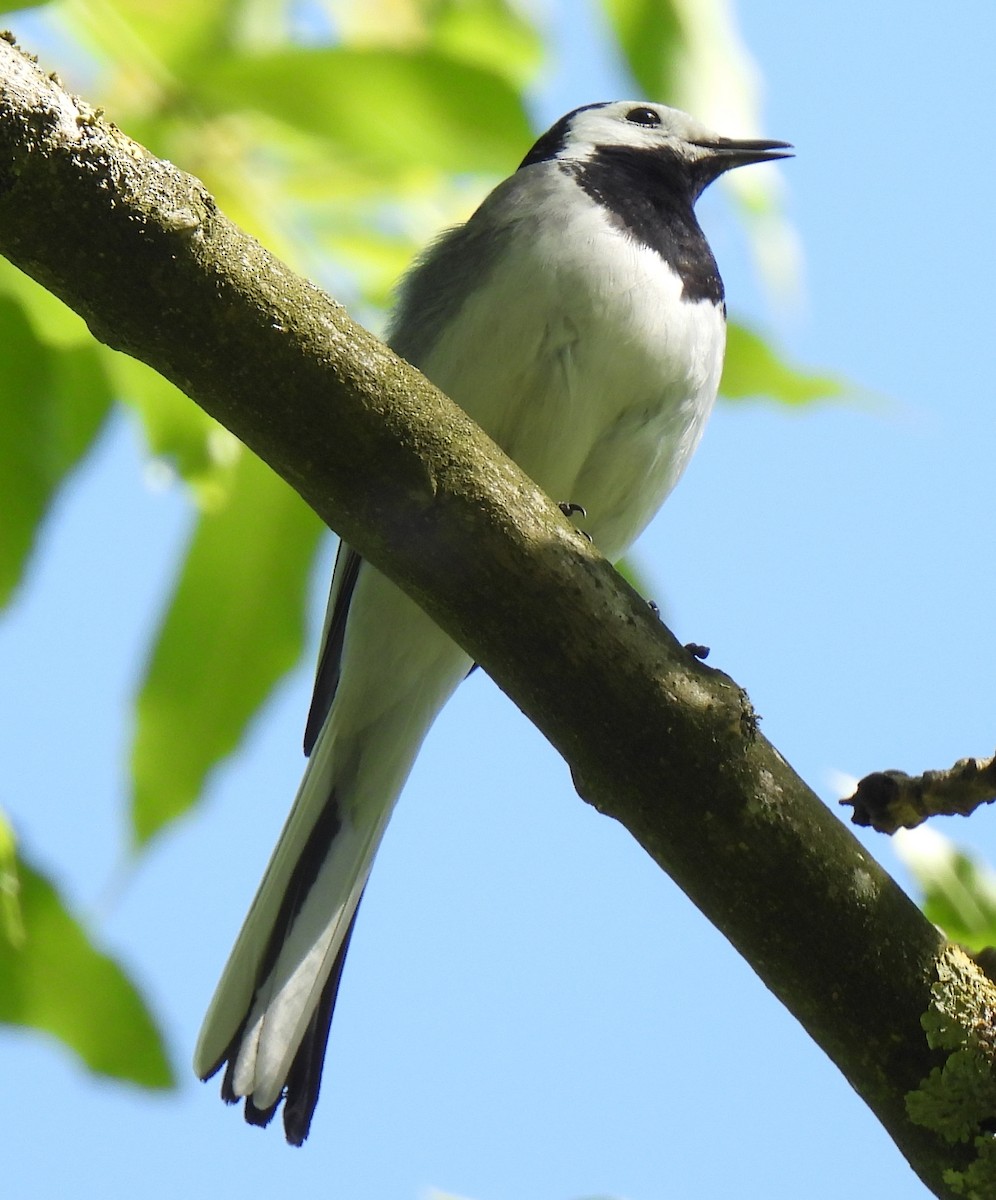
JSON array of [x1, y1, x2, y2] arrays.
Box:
[[556, 101, 725, 161]]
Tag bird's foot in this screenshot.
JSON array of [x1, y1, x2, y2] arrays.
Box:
[[559, 501, 592, 541], [558, 501, 587, 519]]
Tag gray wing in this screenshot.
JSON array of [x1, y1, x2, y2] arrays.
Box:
[[302, 170, 542, 754], [386, 171, 532, 364]]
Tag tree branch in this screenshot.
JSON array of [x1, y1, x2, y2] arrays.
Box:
[[845, 753, 996, 834], [2, 35, 994, 1197]]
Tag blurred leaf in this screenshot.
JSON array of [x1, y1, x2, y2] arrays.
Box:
[[430, 0, 543, 86], [191, 46, 533, 173], [324, 0, 424, 42], [330, 0, 544, 82], [601, 0, 765, 137], [613, 554, 653, 604], [721, 322, 844, 407], [0, 849, 174, 1088], [0, 258, 94, 349], [0, 0, 47, 10], [130, 449, 324, 845], [0, 809, 24, 948], [0, 298, 113, 609], [896, 829, 996, 953], [601, 0, 800, 294], [600, 0, 682, 100], [84, 0, 238, 71], [111, 353, 241, 504]]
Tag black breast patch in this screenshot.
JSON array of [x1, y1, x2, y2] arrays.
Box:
[[562, 145, 725, 306]]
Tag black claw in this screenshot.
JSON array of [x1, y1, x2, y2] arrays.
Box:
[[558, 501, 587, 519], [558, 501, 591, 542], [685, 643, 710, 660]]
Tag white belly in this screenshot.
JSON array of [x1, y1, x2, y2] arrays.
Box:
[[416, 191, 726, 562]]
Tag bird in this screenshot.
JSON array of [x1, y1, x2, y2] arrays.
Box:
[[193, 100, 791, 1144]]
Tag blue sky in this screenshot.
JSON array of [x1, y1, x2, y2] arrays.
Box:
[[3, 1, 996, 1198]]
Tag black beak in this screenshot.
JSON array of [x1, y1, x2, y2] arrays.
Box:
[[689, 136, 793, 185]]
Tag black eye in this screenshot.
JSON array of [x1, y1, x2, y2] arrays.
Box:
[[626, 107, 661, 127]]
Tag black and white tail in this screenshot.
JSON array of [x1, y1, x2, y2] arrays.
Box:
[[194, 545, 470, 1144]]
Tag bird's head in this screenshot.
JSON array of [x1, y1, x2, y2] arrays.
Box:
[[520, 101, 792, 197]]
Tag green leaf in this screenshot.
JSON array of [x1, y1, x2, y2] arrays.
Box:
[[0, 257, 94, 349], [0, 809, 24, 949], [897, 830, 996, 953], [599, 0, 683, 99], [111, 353, 241, 503], [191, 46, 533, 174], [78, 0, 239, 71], [599, 0, 765, 141], [600, 0, 800, 296], [130, 449, 324, 845], [0, 297, 113, 609], [613, 555, 654, 605], [430, 0, 544, 87], [721, 322, 845, 407], [0, 848, 173, 1088], [0, 0, 48, 11]]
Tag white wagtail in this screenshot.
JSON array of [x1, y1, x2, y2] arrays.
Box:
[[194, 100, 791, 1144]]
